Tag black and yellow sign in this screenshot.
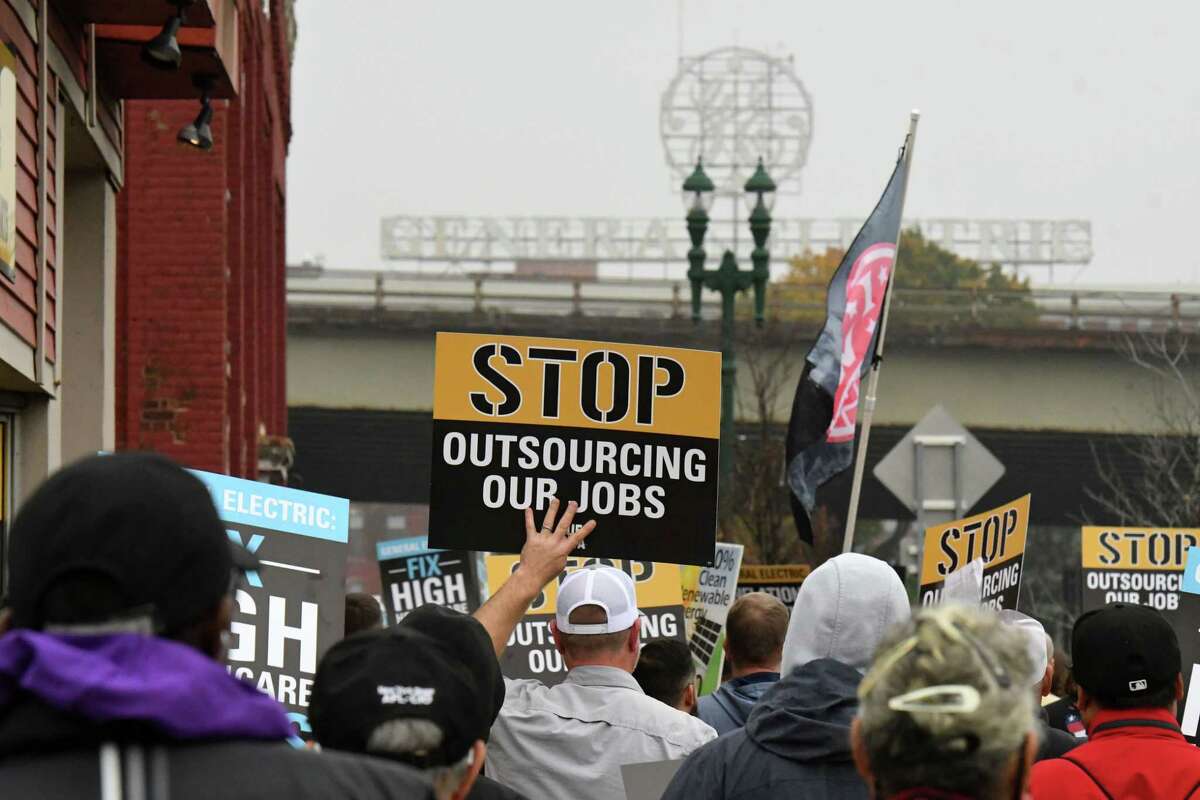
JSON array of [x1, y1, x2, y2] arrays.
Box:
[[736, 564, 812, 608], [918, 495, 1030, 610], [428, 333, 722, 565], [485, 555, 685, 685], [1080, 527, 1200, 739], [1080, 526, 1199, 616]]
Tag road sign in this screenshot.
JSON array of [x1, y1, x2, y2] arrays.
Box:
[[874, 405, 1004, 525]]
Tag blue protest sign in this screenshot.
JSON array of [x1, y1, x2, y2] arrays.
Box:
[[190, 469, 349, 744], [1182, 547, 1200, 595], [376, 535, 482, 622]]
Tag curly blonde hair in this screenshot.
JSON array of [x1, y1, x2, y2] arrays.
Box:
[[857, 604, 1036, 798]]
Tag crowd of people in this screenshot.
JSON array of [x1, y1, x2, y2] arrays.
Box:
[[1, 452, 1199, 799]]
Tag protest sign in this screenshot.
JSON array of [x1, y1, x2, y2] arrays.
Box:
[[376, 535, 484, 623], [1080, 527, 1200, 738], [680, 542, 744, 693], [1184, 547, 1200, 596], [736, 564, 811, 609], [919, 495, 1030, 610], [622, 760, 684, 800], [192, 470, 349, 742], [942, 558, 985, 606], [485, 555, 685, 685], [428, 332, 721, 566]]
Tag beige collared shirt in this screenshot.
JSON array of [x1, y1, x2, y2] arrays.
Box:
[[486, 665, 717, 800]]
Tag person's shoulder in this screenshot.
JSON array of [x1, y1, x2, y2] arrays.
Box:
[[500, 676, 546, 705], [172, 741, 435, 799], [309, 746, 435, 793], [638, 698, 717, 747], [0, 740, 435, 800], [1036, 721, 1081, 761], [1029, 751, 1093, 793], [686, 723, 744, 762], [468, 774, 530, 800]]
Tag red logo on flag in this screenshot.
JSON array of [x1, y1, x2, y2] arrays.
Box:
[[826, 243, 895, 444]]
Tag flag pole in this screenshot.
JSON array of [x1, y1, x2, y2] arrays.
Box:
[[841, 109, 921, 554]]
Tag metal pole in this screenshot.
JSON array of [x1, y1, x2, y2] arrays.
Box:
[[720, 283, 737, 488], [842, 110, 921, 554]]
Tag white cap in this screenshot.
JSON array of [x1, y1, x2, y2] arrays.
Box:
[[555, 566, 639, 634], [998, 609, 1049, 685]]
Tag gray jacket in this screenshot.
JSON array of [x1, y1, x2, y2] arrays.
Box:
[[0, 696, 434, 800], [488, 665, 716, 800]]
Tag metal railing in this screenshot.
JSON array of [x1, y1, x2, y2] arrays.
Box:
[[287, 267, 1200, 334]]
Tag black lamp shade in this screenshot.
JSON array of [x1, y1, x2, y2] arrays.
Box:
[[141, 15, 184, 71]]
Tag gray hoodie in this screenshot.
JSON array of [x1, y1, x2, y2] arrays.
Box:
[[664, 554, 911, 800], [781, 552, 911, 674]]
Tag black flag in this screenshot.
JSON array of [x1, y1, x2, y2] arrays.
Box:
[[786, 139, 912, 543]]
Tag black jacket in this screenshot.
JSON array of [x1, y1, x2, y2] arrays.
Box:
[[661, 658, 870, 800], [1036, 708, 1080, 762], [0, 695, 434, 800], [469, 775, 528, 799]]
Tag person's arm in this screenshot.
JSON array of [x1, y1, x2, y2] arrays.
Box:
[[474, 498, 596, 656]]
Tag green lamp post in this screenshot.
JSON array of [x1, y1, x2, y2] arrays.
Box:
[[684, 157, 776, 489]]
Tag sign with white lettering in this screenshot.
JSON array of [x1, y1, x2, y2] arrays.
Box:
[[191, 470, 349, 744], [680, 542, 744, 694], [1080, 527, 1200, 740], [485, 555, 685, 686], [377, 535, 483, 622], [919, 495, 1030, 611], [736, 564, 812, 609], [428, 332, 721, 565]]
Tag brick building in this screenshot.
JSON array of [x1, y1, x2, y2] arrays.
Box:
[[0, 1, 293, 589], [116, 2, 294, 480], [0, 2, 252, 580]]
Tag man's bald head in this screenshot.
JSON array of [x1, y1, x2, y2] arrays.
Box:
[[725, 592, 789, 676]]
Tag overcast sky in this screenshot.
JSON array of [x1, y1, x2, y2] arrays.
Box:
[[286, 1, 1200, 286]]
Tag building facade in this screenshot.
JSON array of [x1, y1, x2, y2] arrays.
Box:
[[0, 1, 290, 588], [0, 2, 225, 582], [116, 1, 294, 481]]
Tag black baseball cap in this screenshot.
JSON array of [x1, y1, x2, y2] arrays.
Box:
[[6, 452, 259, 633], [1072, 603, 1181, 701], [400, 604, 505, 726], [309, 608, 500, 766]]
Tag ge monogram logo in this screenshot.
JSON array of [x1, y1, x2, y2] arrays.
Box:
[[660, 47, 813, 199]]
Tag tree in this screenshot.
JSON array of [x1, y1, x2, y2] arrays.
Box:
[[1087, 334, 1200, 527], [721, 324, 802, 565], [1008, 334, 1200, 650], [770, 228, 1034, 328]]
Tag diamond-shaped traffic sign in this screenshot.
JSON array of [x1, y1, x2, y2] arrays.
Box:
[[873, 405, 1004, 518]]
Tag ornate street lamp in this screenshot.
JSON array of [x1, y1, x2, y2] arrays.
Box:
[[684, 157, 775, 489]]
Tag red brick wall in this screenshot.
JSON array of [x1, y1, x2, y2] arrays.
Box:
[[116, 5, 290, 477]]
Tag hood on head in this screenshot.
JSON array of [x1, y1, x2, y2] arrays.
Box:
[[781, 553, 910, 674], [744, 657, 861, 764]]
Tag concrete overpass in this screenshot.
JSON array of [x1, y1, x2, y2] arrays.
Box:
[[286, 268, 1200, 436], [283, 268, 1200, 546]]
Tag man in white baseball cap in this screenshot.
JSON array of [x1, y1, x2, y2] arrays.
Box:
[[474, 499, 716, 800]]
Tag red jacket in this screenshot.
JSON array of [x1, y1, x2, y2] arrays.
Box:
[[1029, 707, 1200, 799]]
